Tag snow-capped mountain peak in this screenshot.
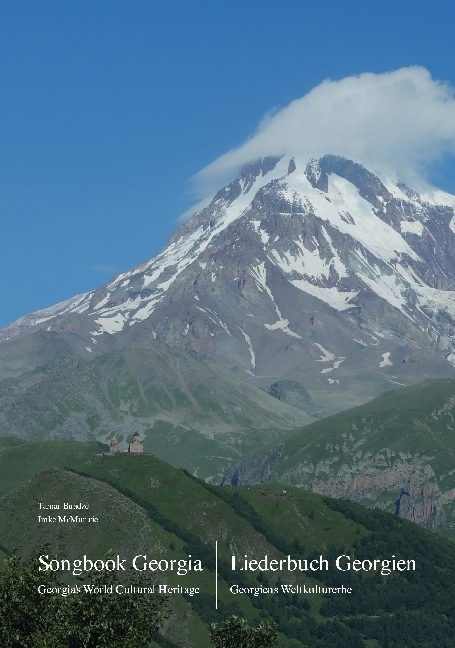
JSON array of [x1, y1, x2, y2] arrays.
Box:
[[2, 154, 455, 403]]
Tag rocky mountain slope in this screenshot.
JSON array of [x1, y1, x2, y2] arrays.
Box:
[[222, 379, 455, 539], [0, 340, 314, 481], [1, 154, 455, 418]]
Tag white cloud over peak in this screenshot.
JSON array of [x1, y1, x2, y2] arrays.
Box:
[[194, 67, 455, 195]]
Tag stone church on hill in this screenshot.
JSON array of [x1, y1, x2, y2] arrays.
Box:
[[109, 432, 144, 455]]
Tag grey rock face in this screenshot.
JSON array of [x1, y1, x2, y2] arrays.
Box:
[[266, 380, 312, 411], [224, 448, 448, 532]]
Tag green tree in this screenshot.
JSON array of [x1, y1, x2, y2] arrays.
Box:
[[0, 550, 59, 647], [209, 615, 277, 648], [0, 549, 168, 648], [51, 568, 168, 648]]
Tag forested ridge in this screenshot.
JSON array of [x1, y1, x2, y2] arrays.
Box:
[[1, 442, 455, 646]]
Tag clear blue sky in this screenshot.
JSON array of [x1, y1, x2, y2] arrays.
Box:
[[1, 0, 455, 328]]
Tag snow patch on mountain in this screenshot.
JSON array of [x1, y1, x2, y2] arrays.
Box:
[[416, 286, 455, 320], [400, 220, 424, 236], [379, 352, 393, 367], [250, 262, 301, 338], [201, 305, 232, 336], [238, 327, 255, 369], [353, 338, 368, 346], [251, 220, 270, 244], [264, 318, 301, 337], [314, 344, 345, 374], [290, 279, 358, 311], [314, 344, 335, 362], [354, 257, 410, 316], [93, 313, 127, 335], [269, 231, 347, 282]]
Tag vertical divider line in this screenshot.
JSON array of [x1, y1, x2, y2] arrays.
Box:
[[215, 540, 218, 610]]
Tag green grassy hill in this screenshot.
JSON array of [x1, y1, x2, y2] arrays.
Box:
[[1, 439, 455, 647]]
